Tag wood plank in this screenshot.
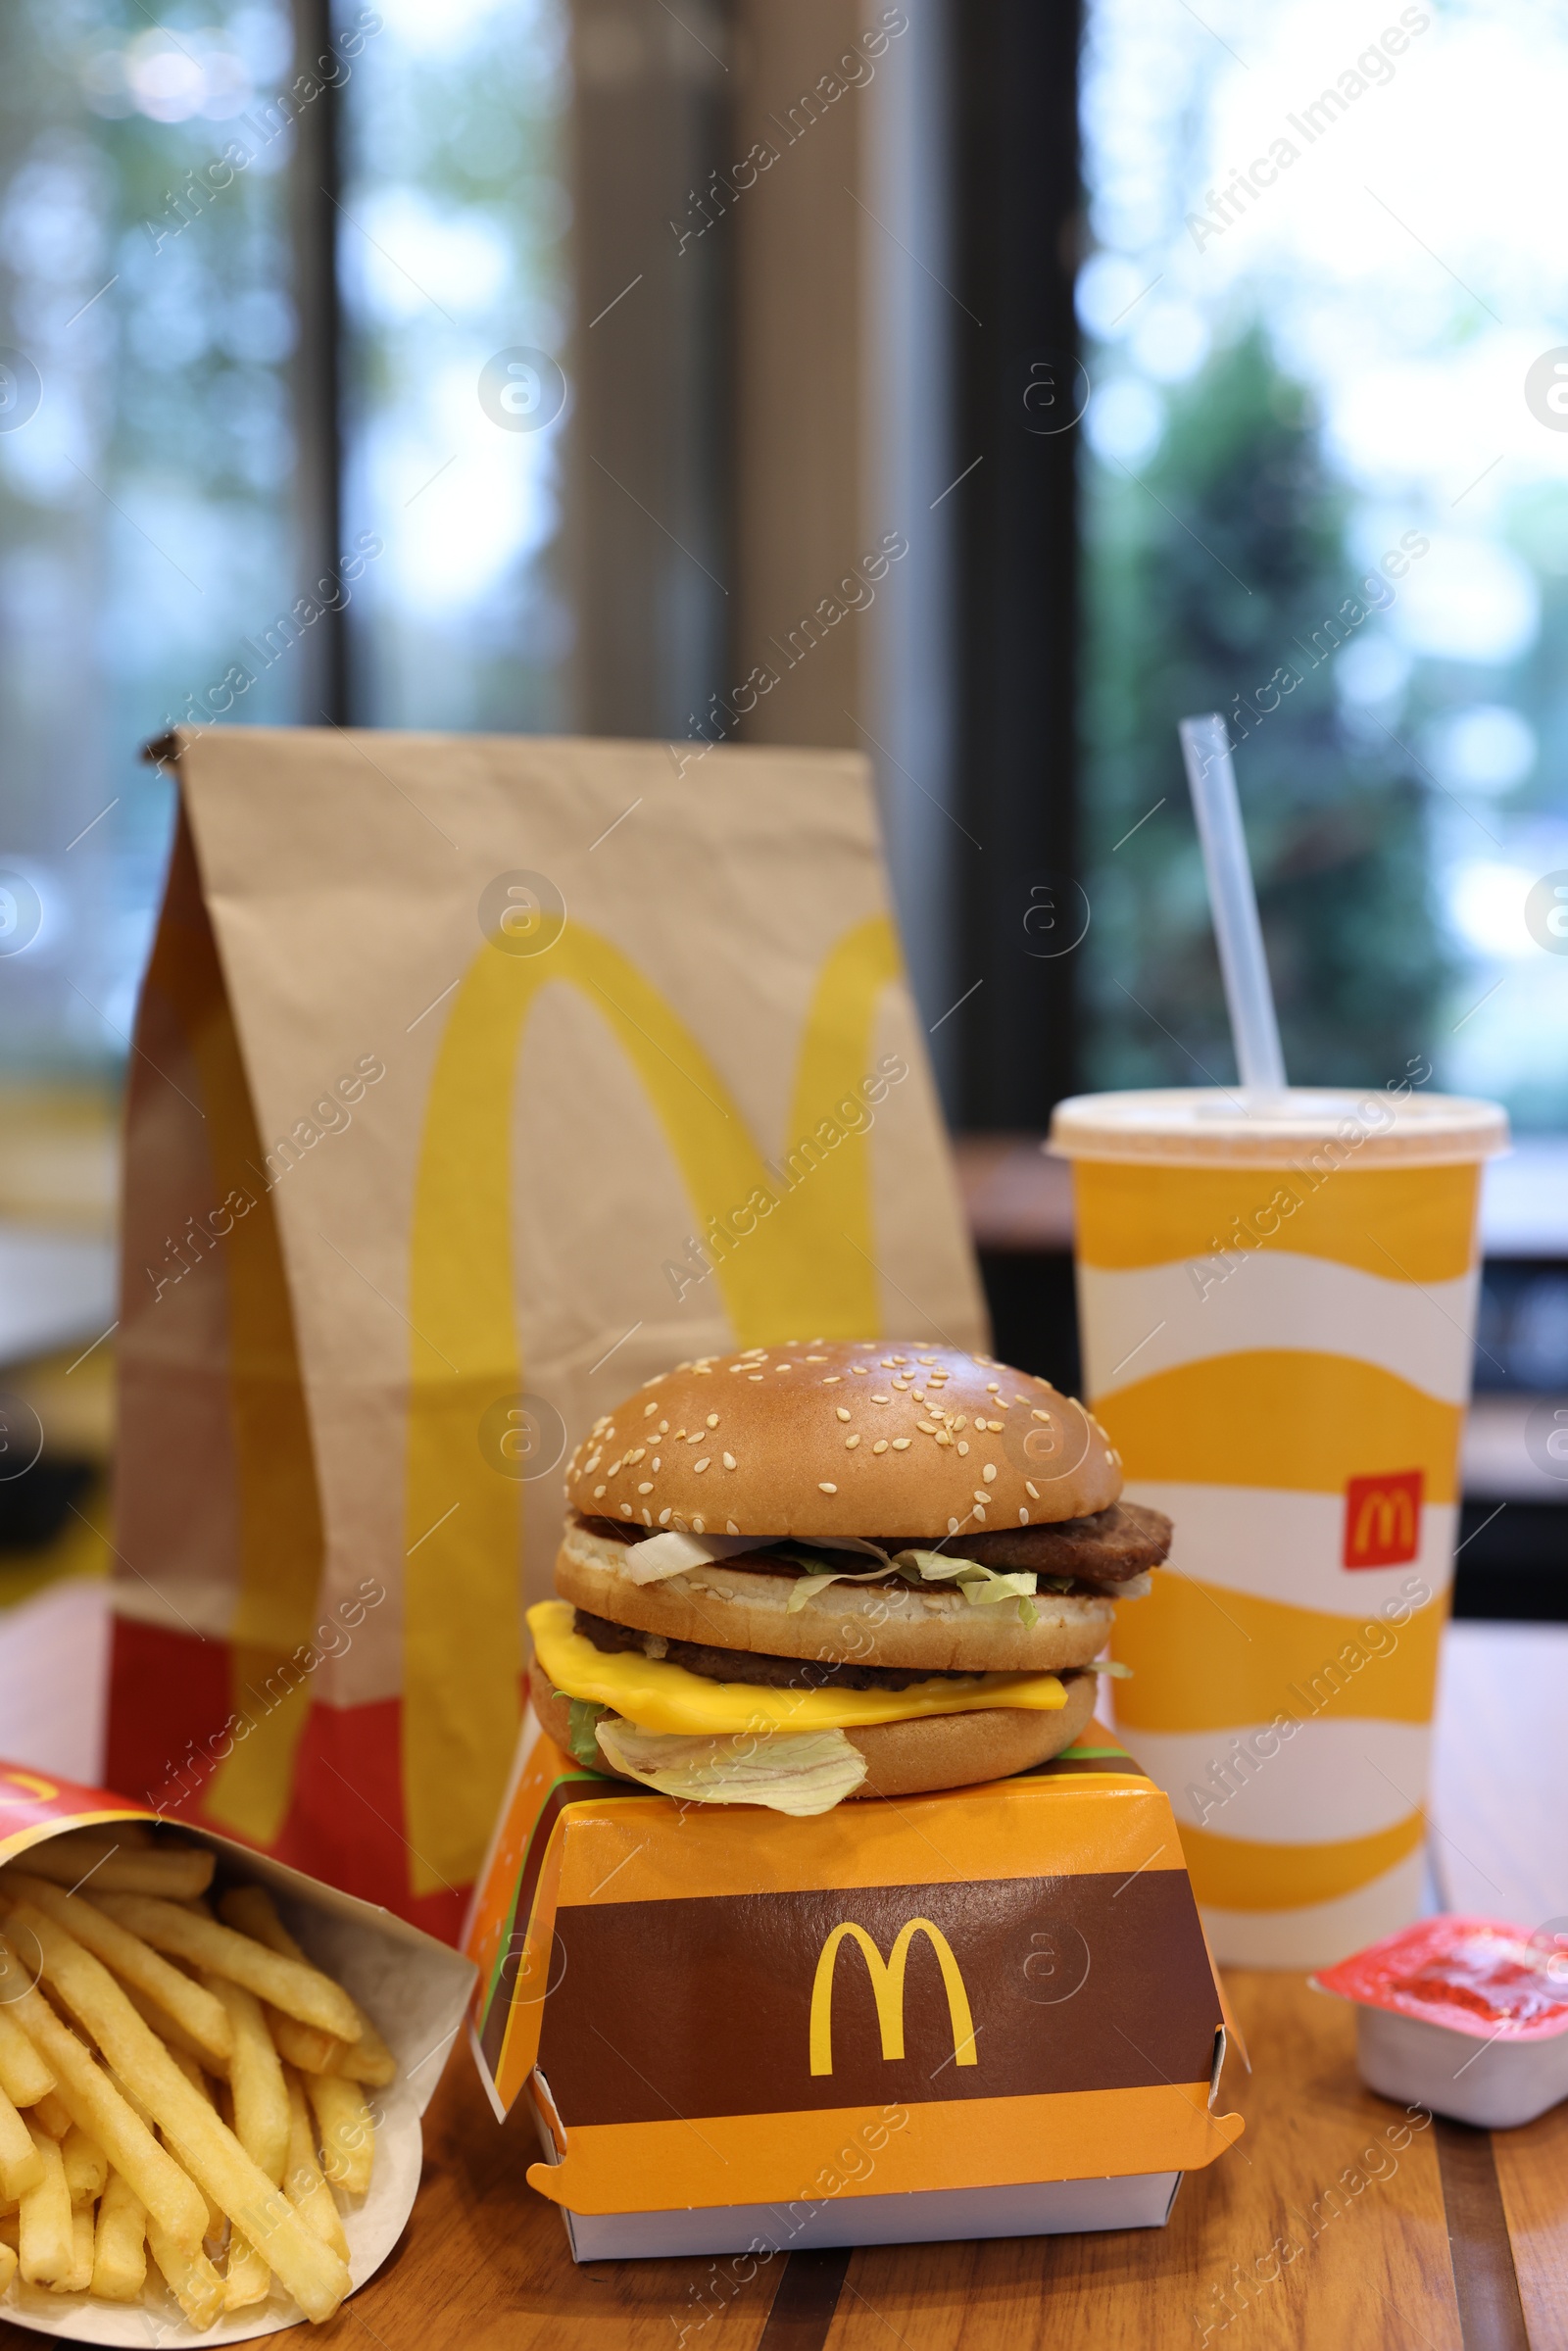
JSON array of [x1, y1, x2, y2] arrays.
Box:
[[824, 1974, 1462, 2350], [1492, 2090, 1568, 2351], [1432, 2120, 1528, 2351]]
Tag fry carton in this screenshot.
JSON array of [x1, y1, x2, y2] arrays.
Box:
[[465, 1714, 1244, 2258], [0, 1759, 474, 2343]]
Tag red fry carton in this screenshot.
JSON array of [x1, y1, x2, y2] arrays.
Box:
[[465, 1715, 1244, 2260], [0, 1761, 474, 2344]]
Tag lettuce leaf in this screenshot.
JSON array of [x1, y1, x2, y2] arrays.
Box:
[[594, 1720, 868, 1815], [564, 1694, 612, 1769], [779, 1541, 1052, 1627]]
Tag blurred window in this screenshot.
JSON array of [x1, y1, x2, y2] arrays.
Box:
[[0, 0, 570, 1079], [1079, 0, 1568, 1128]]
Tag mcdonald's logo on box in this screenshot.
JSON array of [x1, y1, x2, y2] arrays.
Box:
[[1343, 1469, 1423, 1569]]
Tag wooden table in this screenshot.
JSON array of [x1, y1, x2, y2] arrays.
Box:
[[14, 1972, 1538, 2351]]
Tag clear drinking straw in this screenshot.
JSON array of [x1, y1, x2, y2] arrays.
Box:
[[1177, 712, 1288, 1094]]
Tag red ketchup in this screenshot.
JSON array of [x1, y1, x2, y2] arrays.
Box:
[[1316, 1916, 1568, 2039]]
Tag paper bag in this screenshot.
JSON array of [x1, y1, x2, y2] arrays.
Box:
[[106, 727, 985, 1939]]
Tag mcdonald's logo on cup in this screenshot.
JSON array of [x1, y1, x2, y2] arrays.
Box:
[[1342, 1469, 1423, 1569], [808, 1917, 978, 2077]]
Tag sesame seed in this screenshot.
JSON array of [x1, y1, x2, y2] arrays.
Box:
[[982, 1464, 997, 1482], [974, 1506, 986, 1523], [644, 1402, 659, 1417], [957, 1441, 969, 1456], [638, 1481, 654, 1494], [726, 1520, 739, 1534], [642, 1508, 653, 1525], [948, 1517, 960, 1535], [723, 1452, 736, 1469], [872, 1440, 889, 1453], [742, 1347, 765, 1357], [917, 1421, 937, 1435], [918, 1355, 935, 1364], [593, 1484, 606, 1497], [892, 1378, 908, 1390], [1018, 1508, 1029, 1523], [846, 1435, 860, 1448], [620, 1503, 632, 1517], [954, 1416, 967, 1431], [880, 1359, 897, 1368], [851, 1365, 869, 1374], [659, 1420, 668, 1433], [652, 1456, 662, 1471], [987, 1382, 1000, 1393], [608, 1458, 623, 1476], [1026, 1481, 1040, 1499], [936, 1430, 954, 1446], [660, 1508, 672, 1526], [693, 1515, 705, 1533], [819, 1482, 838, 1494], [973, 1489, 990, 1504], [891, 1356, 908, 1365], [707, 1413, 719, 1428], [694, 1457, 710, 1472], [776, 1362, 794, 1371], [806, 1354, 827, 1362], [871, 1394, 890, 1404], [836, 1407, 852, 1423], [823, 1375, 842, 1385], [1032, 1408, 1052, 1424], [627, 1447, 646, 1464], [892, 1439, 911, 1451], [748, 1374, 763, 1381]]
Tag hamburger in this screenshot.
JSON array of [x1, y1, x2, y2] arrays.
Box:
[[527, 1341, 1169, 1815]]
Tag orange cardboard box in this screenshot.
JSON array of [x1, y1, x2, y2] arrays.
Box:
[[466, 1716, 1244, 2260]]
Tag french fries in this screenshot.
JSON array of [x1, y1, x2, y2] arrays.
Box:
[[304, 2073, 375, 2198], [0, 2084, 41, 2202], [15, 1837, 214, 1900], [282, 2066, 349, 2262], [60, 2123, 108, 2204], [210, 1975, 289, 2185], [0, 2007, 54, 2109], [94, 1893, 362, 2044], [18, 2121, 73, 2284], [91, 2170, 146, 2301], [222, 1886, 397, 2086], [0, 1848, 392, 2328], [1, 1872, 235, 2069], [146, 2216, 225, 2329], [0, 1932, 210, 2251], [0, 1841, 391, 2329]]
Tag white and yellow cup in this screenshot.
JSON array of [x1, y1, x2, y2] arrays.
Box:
[[1049, 1085, 1508, 1967]]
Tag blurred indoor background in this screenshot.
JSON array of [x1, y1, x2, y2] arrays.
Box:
[[1, 0, 1564, 1867]]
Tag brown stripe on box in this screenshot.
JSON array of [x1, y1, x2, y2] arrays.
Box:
[[536, 1870, 1220, 2126]]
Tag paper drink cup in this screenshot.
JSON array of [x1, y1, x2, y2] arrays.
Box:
[[1048, 1085, 1508, 1968]]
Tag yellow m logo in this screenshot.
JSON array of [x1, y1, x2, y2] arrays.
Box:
[[808, 1918, 978, 2078], [1354, 1489, 1414, 1553]]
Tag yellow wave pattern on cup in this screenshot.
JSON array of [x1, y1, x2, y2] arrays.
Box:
[[1052, 1088, 1505, 1968]]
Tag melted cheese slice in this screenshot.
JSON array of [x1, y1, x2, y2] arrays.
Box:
[[528, 1600, 1067, 1737]]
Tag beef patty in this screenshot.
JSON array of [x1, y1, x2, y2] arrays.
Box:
[[572, 1607, 982, 1693], [572, 1498, 1170, 1590]]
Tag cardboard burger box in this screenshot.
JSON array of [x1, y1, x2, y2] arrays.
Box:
[[0, 1761, 474, 2344], [466, 1713, 1245, 2260]]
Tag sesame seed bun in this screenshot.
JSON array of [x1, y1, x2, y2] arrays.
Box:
[[528, 1660, 1099, 1801], [564, 1342, 1121, 1540], [557, 1520, 1116, 1675]]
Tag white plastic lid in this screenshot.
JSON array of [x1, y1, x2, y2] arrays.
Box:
[[1048, 1087, 1509, 1168]]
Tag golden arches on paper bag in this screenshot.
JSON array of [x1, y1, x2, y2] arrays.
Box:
[[401, 914, 906, 1892]]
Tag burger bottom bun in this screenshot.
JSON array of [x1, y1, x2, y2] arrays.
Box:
[[527, 1659, 1099, 1803], [557, 1523, 1116, 1675]]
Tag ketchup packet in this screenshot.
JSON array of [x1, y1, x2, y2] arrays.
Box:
[[1315, 1916, 1568, 2040]]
